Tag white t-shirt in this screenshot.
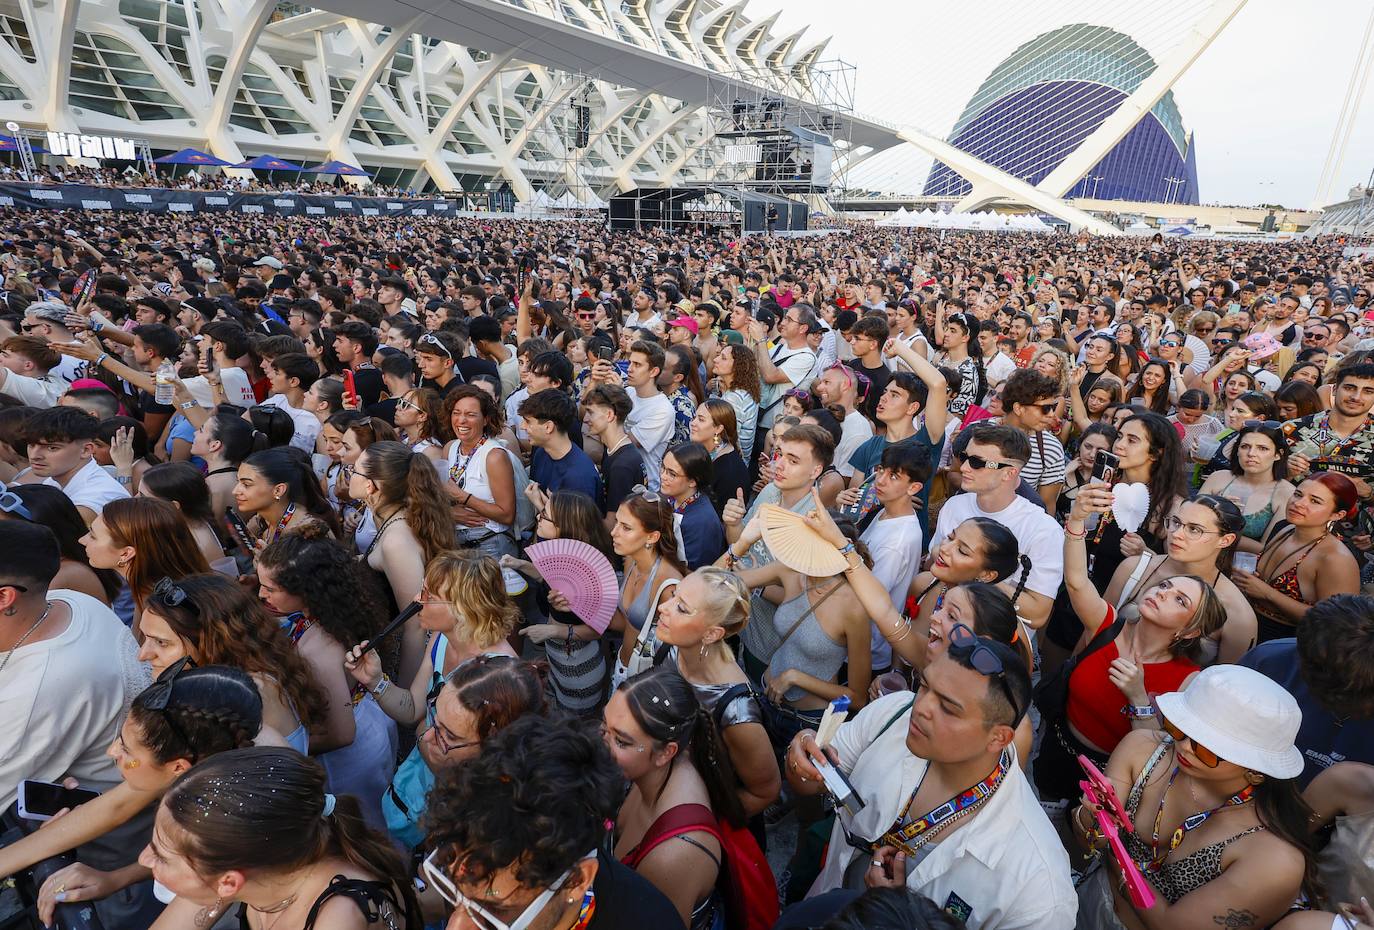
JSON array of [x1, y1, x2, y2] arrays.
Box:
[[931, 492, 1064, 599], [759, 343, 817, 429], [0, 370, 62, 407], [505, 386, 529, 443], [834, 409, 875, 478], [625, 391, 675, 492], [182, 367, 257, 408], [52, 354, 88, 386], [860, 511, 923, 671], [0, 591, 150, 808], [263, 394, 321, 453], [983, 352, 1017, 388], [43, 456, 129, 516]]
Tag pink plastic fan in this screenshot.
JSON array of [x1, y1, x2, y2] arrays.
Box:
[[525, 539, 620, 634]]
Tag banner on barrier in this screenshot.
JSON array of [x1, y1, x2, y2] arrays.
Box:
[[0, 183, 456, 217]]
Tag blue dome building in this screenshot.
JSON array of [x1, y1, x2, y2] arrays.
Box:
[[924, 24, 1200, 204]]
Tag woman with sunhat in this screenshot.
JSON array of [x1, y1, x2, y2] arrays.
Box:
[[1073, 664, 1318, 929]]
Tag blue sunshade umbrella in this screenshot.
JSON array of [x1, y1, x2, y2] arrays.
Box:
[[302, 160, 370, 177], [237, 154, 305, 171], [0, 134, 47, 153], [152, 148, 234, 166]]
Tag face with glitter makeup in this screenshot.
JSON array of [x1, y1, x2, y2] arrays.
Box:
[[139, 806, 225, 906]]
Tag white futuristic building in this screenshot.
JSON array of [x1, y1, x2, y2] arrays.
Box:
[[0, 0, 901, 200]]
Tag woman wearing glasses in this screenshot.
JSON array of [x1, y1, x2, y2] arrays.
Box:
[[659, 442, 725, 570], [336, 415, 398, 546], [1073, 666, 1315, 930], [383, 655, 548, 852], [503, 491, 613, 716], [135, 573, 325, 755], [1199, 422, 1296, 553], [1103, 494, 1256, 665], [0, 485, 120, 605], [392, 386, 446, 461], [0, 664, 268, 924], [138, 747, 421, 930], [1036, 485, 1227, 808], [80, 496, 210, 628], [1233, 473, 1362, 644]]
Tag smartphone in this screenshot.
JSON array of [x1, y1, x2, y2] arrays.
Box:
[[1091, 449, 1120, 486], [18, 779, 100, 821], [224, 507, 256, 551], [342, 369, 358, 407], [594, 344, 615, 362]]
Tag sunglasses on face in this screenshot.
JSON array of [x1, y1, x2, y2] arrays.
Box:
[[1162, 716, 1221, 767], [955, 451, 1013, 471]]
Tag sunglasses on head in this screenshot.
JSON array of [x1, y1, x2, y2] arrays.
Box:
[[946, 623, 1025, 727], [955, 451, 1013, 471], [0, 490, 34, 522], [153, 577, 197, 613], [417, 333, 453, 358], [1162, 715, 1221, 767]]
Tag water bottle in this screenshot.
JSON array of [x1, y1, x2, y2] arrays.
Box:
[[155, 358, 176, 405]]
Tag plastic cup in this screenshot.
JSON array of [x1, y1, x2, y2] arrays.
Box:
[[1193, 435, 1220, 463], [1232, 553, 1259, 574]]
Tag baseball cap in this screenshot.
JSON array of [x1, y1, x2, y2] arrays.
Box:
[[253, 256, 284, 270], [667, 316, 699, 336]]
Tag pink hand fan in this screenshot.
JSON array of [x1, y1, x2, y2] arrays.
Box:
[[525, 539, 619, 634]]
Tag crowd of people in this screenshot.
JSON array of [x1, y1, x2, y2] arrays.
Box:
[[3, 163, 432, 198], [0, 209, 1372, 930]]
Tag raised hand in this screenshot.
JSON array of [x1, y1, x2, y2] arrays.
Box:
[[722, 487, 747, 526]]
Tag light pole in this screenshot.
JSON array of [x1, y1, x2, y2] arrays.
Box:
[[1090, 175, 1104, 199]]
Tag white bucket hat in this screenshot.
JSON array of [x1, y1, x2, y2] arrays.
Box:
[[1155, 665, 1304, 779]]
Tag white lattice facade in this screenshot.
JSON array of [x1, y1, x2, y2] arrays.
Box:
[[0, 0, 828, 199]]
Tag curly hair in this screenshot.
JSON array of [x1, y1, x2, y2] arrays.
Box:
[[424, 716, 623, 889], [129, 664, 262, 765], [442, 383, 505, 438], [423, 551, 518, 649], [254, 530, 387, 648], [721, 343, 761, 402], [149, 573, 328, 728]]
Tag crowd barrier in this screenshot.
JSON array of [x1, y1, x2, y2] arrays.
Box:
[[0, 183, 456, 217]]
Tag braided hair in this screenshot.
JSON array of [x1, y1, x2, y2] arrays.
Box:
[[620, 666, 746, 827], [128, 664, 263, 765]]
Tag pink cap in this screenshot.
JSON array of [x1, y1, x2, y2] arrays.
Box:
[[668, 315, 699, 336]]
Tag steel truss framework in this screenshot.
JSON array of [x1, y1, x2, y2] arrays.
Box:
[[0, 0, 835, 199]]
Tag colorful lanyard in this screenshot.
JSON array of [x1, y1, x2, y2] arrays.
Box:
[[271, 502, 296, 541], [672, 491, 698, 515], [881, 748, 1012, 850], [568, 888, 596, 930], [1146, 766, 1255, 870], [448, 442, 481, 487]]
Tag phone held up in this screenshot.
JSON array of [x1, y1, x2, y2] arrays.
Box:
[[1091, 449, 1119, 487], [17, 779, 100, 821]]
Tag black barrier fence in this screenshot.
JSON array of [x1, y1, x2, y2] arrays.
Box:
[[0, 183, 459, 217]]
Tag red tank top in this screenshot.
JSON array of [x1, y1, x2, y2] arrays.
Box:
[[1065, 606, 1199, 751]]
